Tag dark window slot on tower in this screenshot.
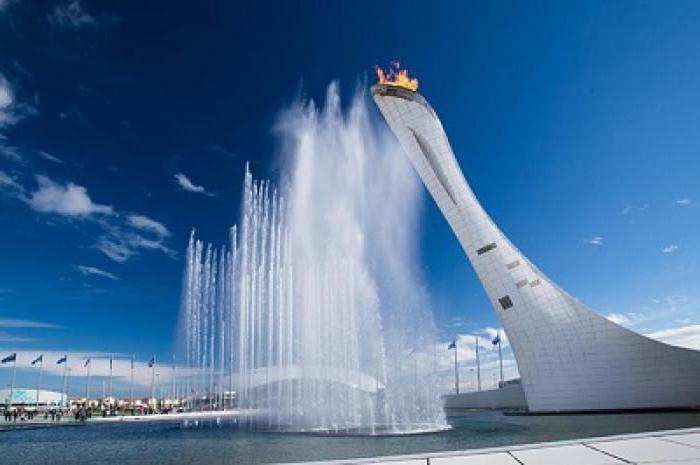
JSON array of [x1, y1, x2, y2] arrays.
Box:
[[507, 260, 521, 270], [516, 279, 528, 288], [499, 295, 513, 310], [477, 242, 497, 255], [530, 279, 541, 287]]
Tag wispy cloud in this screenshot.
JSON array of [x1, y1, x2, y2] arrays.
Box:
[[621, 204, 649, 215], [584, 236, 604, 246], [126, 214, 171, 238], [48, 1, 96, 29], [0, 318, 62, 329], [662, 244, 679, 254], [0, 73, 18, 128], [606, 313, 632, 326], [0, 73, 37, 139], [0, 0, 18, 13], [27, 175, 114, 217], [96, 221, 175, 264], [174, 173, 215, 196], [647, 324, 700, 351], [74, 265, 119, 281], [38, 151, 64, 164], [0, 169, 23, 192], [0, 331, 34, 343], [675, 198, 691, 206], [2, 172, 173, 263]]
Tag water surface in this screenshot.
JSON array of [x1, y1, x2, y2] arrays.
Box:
[[4, 411, 700, 465]]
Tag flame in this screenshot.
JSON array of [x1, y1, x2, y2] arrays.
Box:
[[375, 61, 419, 92]]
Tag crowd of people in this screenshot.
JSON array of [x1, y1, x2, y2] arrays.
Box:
[[2, 407, 66, 423]]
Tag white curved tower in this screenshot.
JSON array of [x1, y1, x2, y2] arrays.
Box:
[[372, 82, 700, 412]]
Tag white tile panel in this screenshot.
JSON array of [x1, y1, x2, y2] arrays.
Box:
[[431, 453, 519, 465], [511, 444, 624, 464], [589, 437, 700, 462]]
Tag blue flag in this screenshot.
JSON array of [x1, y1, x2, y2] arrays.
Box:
[[84, 358, 91, 367], [31, 354, 43, 365], [1, 353, 16, 364], [448, 339, 456, 350], [492, 334, 501, 346], [56, 355, 67, 365], [148, 356, 155, 367]]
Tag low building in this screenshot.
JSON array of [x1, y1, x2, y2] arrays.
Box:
[[0, 388, 65, 408]]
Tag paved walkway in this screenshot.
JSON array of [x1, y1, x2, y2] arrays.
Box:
[[288, 427, 700, 465]]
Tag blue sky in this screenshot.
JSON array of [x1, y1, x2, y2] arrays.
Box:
[[0, 0, 699, 395]]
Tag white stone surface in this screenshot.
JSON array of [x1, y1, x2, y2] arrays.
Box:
[[371, 83, 700, 413], [664, 432, 700, 448], [588, 436, 700, 462], [511, 443, 624, 464], [431, 453, 518, 464], [285, 427, 700, 465]]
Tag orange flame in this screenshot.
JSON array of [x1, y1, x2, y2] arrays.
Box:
[[375, 61, 419, 92]]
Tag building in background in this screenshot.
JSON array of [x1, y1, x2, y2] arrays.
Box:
[[372, 75, 700, 412]]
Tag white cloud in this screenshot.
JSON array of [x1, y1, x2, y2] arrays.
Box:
[[0, 143, 24, 163], [74, 265, 119, 281], [0, 331, 34, 343], [95, 238, 134, 263], [675, 198, 691, 206], [0, 73, 36, 138], [174, 173, 215, 196], [0, 74, 16, 128], [127, 214, 170, 237], [621, 206, 632, 215], [647, 325, 700, 351], [0, 169, 23, 192], [96, 226, 175, 264], [0, 0, 18, 12], [38, 151, 64, 164], [584, 236, 604, 246], [0, 171, 172, 263], [27, 175, 114, 217], [606, 313, 631, 326], [0, 318, 62, 329], [662, 244, 679, 254], [49, 1, 95, 29]]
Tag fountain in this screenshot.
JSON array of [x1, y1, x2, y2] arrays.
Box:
[[179, 83, 448, 434]]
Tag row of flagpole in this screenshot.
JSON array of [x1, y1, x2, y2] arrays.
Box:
[[447, 331, 504, 394], [2, 353, 159, 408]]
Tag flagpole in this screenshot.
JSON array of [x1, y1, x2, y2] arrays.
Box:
[[498, 331, 504, 385], [476, 336, 481, 392], [454, 342, 459, 395], [61, 362, 68, 408], [86, 361, 91, 401], [36, 357, 43, 408], [150, 355, 156, 402], [108, 354, 113, 399], [129, 355, 134, 407], [10, 358, 16, 408], [171, 355, 175, 404]]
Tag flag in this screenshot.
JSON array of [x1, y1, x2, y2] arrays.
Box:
[[109, 356, 113, 370], [1, 353, 16, 364], [84, 358, 91, 367], [492, 334, 501, 346], [148, 356, 155, 367], [131, 356, 134, 369], [56, 355, 67, 365], [31, 354, 43, 365], [448, 339, 456, 350]]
